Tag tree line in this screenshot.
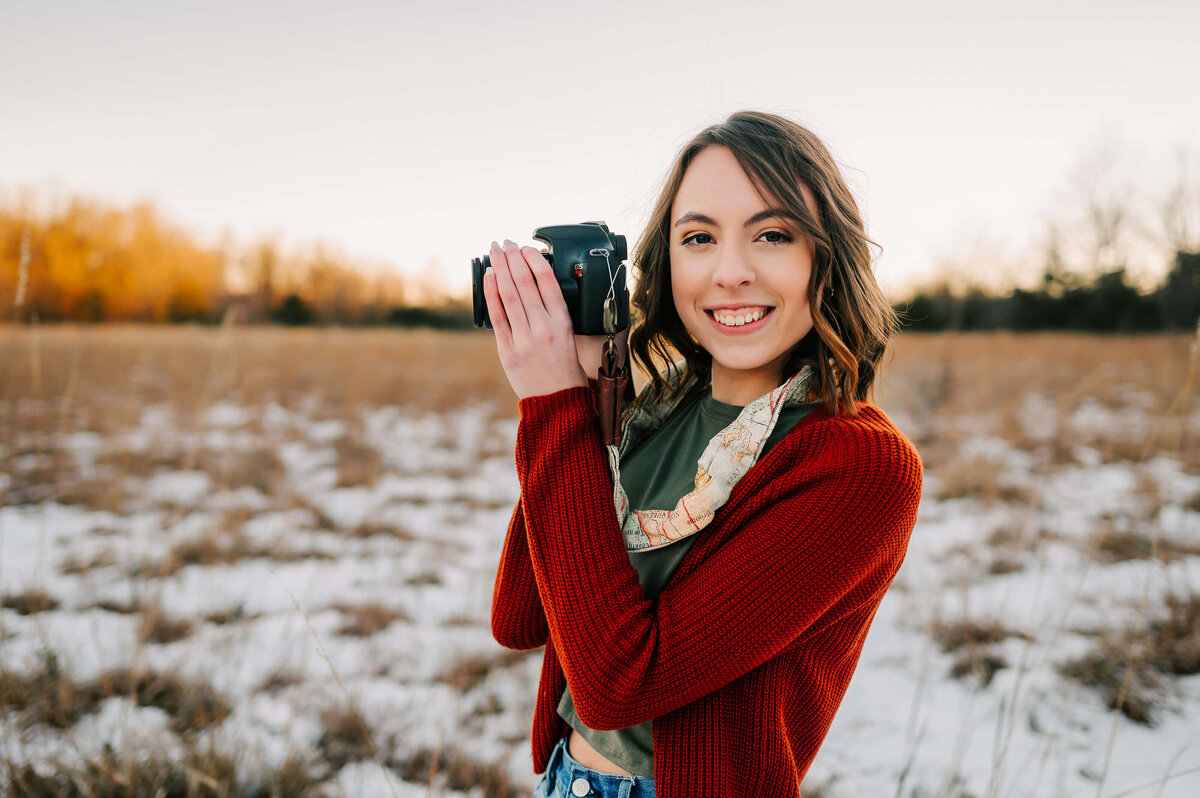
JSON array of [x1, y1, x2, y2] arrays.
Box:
[[4, 137, 1198, 332], [898, 251, 1200, 332], [0, 193, 459, 327]]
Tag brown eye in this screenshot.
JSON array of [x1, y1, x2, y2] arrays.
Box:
[[759, 230, 793, 245], [682, 232, 715, 246]]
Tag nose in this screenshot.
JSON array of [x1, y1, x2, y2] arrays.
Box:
[[711, 244, 755, 289]]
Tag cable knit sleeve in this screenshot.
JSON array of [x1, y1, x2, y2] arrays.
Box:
[[490, 379, 618, 652], [514, 385, 921, 731], [490, 500, 549, 650]]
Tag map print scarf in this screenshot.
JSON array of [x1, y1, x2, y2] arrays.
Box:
[[606, 365, 817, 551]]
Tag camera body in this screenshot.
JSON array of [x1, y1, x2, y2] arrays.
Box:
[[472, 222, 629, 336]]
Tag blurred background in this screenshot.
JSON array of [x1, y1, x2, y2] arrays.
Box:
[[2, 2, 1198, 797], [3, 0, 1198, 326]]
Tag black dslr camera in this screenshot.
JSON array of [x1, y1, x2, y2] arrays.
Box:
[[472, 222, 629, 336]]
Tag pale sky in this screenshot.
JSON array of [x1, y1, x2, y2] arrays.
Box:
[[2, 0, 1196, 298]]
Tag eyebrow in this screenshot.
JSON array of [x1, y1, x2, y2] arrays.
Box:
[[673, 208, 792, 228]]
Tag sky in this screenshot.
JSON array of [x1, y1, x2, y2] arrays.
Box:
[[2, 0, 1197, 298]]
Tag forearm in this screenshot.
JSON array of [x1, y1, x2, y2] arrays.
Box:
[[490, 500, 549, 650]]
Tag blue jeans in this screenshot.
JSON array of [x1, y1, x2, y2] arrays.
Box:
[[534, 736, 656, 798]]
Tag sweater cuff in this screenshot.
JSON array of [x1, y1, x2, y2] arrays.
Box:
[[517, 384, 595, 424]]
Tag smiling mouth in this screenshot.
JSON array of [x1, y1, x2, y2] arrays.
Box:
[[706, 307, 774, 328]]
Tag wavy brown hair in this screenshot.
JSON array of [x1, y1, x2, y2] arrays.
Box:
[[628, 110, 896, 416]]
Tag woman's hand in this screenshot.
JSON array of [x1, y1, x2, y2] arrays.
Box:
[[483, 239, 589, 400]]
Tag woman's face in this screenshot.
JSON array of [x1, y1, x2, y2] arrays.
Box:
[[669, 145, 818, 405]]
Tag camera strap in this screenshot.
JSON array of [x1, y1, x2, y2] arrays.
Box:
[[596, 337, 626, 446], [593, 246, 627, 446]]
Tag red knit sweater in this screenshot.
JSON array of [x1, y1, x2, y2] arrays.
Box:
[[491, 384, 922, 797]]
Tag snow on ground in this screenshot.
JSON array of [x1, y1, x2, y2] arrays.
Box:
[[1, 391, 1198, 797]]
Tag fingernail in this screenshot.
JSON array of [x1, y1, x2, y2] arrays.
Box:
[[485, 267, 493, 277], [490, 241, 499, 250], [503, 239, 515, 248]]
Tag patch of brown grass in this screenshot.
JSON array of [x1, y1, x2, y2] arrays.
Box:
[[930, 618, 1031, 654], [315, 705, 378, 772], [94, 447, 187, 482], [405, 569, 442, 587], [0, 654, 230, 734], [987, 554, 1025, 575], [2, 747, 324, 797], [147, 526, 333, 578], [138, 607, 195, 645], [96, 599, 142, 615], [2, 589, 59, 615], [288, 497, 338, 531], [333, 433, 382, 488], [1059, 592, 1200, 725], [195, 447, 285, 496], [931, 455, 1033, 505], [61, 550, 119, 575], [54, 477, 127, 513], [397, 746, 522, 798], [877, 333, 1197, 466], [437, 650, 533, 692], [1091, 528, 1200, 564], [333, 604, 411, 637], [349, 521, 415, 540], [203, 606, 254, 625], [2, 447, 74, 505], [949, 650, 1009, 688], [257, 670, 305, 693]]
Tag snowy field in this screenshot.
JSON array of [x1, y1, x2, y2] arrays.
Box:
[[1, 326, 1198, 797]]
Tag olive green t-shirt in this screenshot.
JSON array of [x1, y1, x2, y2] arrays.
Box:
[[556, 387, 816, 777]]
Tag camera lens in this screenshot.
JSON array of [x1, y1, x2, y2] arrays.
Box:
[[471, 255, 492, 329]]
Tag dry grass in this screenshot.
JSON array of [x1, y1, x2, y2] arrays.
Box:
[[2, 748, 323, 797], [0, 325, 518, 422], [396, 746, 522, 798], [348, 521, 415, 540], [876, 332, 1197, 467], [146, 524, 333, 578], [930, 618, 1031, 654], [256, 670, 305, 693], [405, 569, 442, 587], [333, 603, 411, 637], [316, 705, 377, 772], [2, 589, 60, 615], [61, 550, 119, 575], [0, 653, 230, 735], [332, 432, 383, 488], [95, 599, 142, 615], [138, 606, 195, 645], [929, 454, 1034, 504], [438, 650, 534, 692], [195, 448, 285, 496], [1090, 528, 1200, 563], [2, 327, 1196, 793], [1059, 592, 1200, 725]]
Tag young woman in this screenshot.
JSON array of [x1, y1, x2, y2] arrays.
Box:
[[484, 111, 922, 798]]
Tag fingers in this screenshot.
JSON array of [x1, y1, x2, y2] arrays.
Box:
[[523, 245, 573, 331], [482, 264, 511, 346], [489, 241, 529, 334]]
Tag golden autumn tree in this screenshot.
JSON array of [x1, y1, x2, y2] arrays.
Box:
[[1, 194, 225, 322]]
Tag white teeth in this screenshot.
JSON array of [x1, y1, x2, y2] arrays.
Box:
[[712, 308, 767, 327]]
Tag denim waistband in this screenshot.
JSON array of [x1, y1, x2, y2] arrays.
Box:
[[540, 735, 656, 798]]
